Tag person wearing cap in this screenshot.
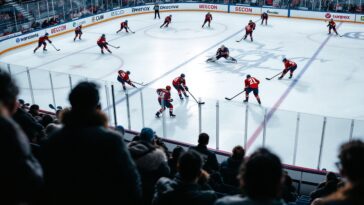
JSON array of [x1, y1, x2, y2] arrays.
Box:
[[40, 81, 142, 205], [279, 58, 297, 80], [128, 127, 170, 205], [117, 69, 136, 91], [33, 33, 52, 53], [156, 85, 176, 118]]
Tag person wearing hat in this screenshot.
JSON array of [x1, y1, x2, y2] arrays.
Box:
[[33, 33, 52, 53], [128, 127, 170, 205], [40, 81, 142, 205], [155, 85, 176, 118]]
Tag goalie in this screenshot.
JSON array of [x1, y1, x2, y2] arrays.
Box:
[[206, 45, 237, 63]]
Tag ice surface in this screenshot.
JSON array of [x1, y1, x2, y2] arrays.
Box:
[[1, 12, 364, 171]]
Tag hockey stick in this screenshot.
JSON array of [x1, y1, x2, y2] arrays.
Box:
[[225, 90, 245, 101], [236, 36, 245, 42], [187, 91, 205, 105], [131, 81, 144, 86], [108, 43, 120, 49], [128, 27, 136, 34], [265, 72, 282, 80], [50, 43, 60, 51]]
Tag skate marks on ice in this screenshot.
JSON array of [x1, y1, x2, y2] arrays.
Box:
[[307, 32, 364, 49], [107, 27, 247, 110], [16, 22, 160, 75], [144, 21, 228, 40]]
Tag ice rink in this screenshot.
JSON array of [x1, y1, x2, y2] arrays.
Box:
[[1, 11, 364, 171]]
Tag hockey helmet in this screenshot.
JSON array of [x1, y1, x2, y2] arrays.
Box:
[[126, 71, 130, 74], [166, 85, 171, 90], [45, 33, 49, 36], [246, 74, 251, 78], [249, 20, 253, 23], [170, 14, 172, 17], [220, 44, 225, 48], [181, 73, 185, 78], [125, 20, 128, 22], [282, 58, 287, 62], [102, 34, 106, 37]]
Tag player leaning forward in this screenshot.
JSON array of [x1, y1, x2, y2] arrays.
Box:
[[173, 73, 189, 100], [97, 34, 112, 54], [33, 33, 52, 53], [156, 85, 176, 118], [244, 20, 256, 42], [244, 74, 261, 105], [160, 15, 172, 28], [117, 70, 136, 91], [207, 45, 237, 63], [279, 58, 297, 80]]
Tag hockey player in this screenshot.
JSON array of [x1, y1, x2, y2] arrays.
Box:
[[244, 74, 261, 105], [261, 12, 268, 25], [116, 20, 130, 33], [202, 12, 212, 28], [244, 20, 256, 42], [97, 34, 112, 54], [160, 15, 172, 28], [33, 33, 52, 53], [172, 73, 189, 100], [74, 25, 82, 41], [327, 18, 339, 35], [155, 85, 176, 118], [279, 58, 297, 80], [206, 45, 237, 63], [117, 70, 136, 91]]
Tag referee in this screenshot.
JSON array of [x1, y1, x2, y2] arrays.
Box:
[[154, 3, 160, 19]]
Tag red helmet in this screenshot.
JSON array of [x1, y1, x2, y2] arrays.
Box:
[[166, 85, 171, 90]]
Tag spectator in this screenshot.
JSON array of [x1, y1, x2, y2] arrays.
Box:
[[220, 145, 245, 187], [189, 133, 219, 173], [153, 150, 217, 205], [282, 171, 297, 203], [41, 114, 54, 128], [0, 69, 43, 204], [41, 19, 49, 28], [168, 146, 185, 178], [13, 101, 45, 144], [313, 140, 364, 205], [40, 81, 142, 205], [215, 148, 286, 205], [29, 104, 42, 120], [128, 127, 170, 205], [310, 172, 339, 203]]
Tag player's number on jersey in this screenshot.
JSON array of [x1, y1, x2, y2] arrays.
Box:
[[248, 78, 257, 85]]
